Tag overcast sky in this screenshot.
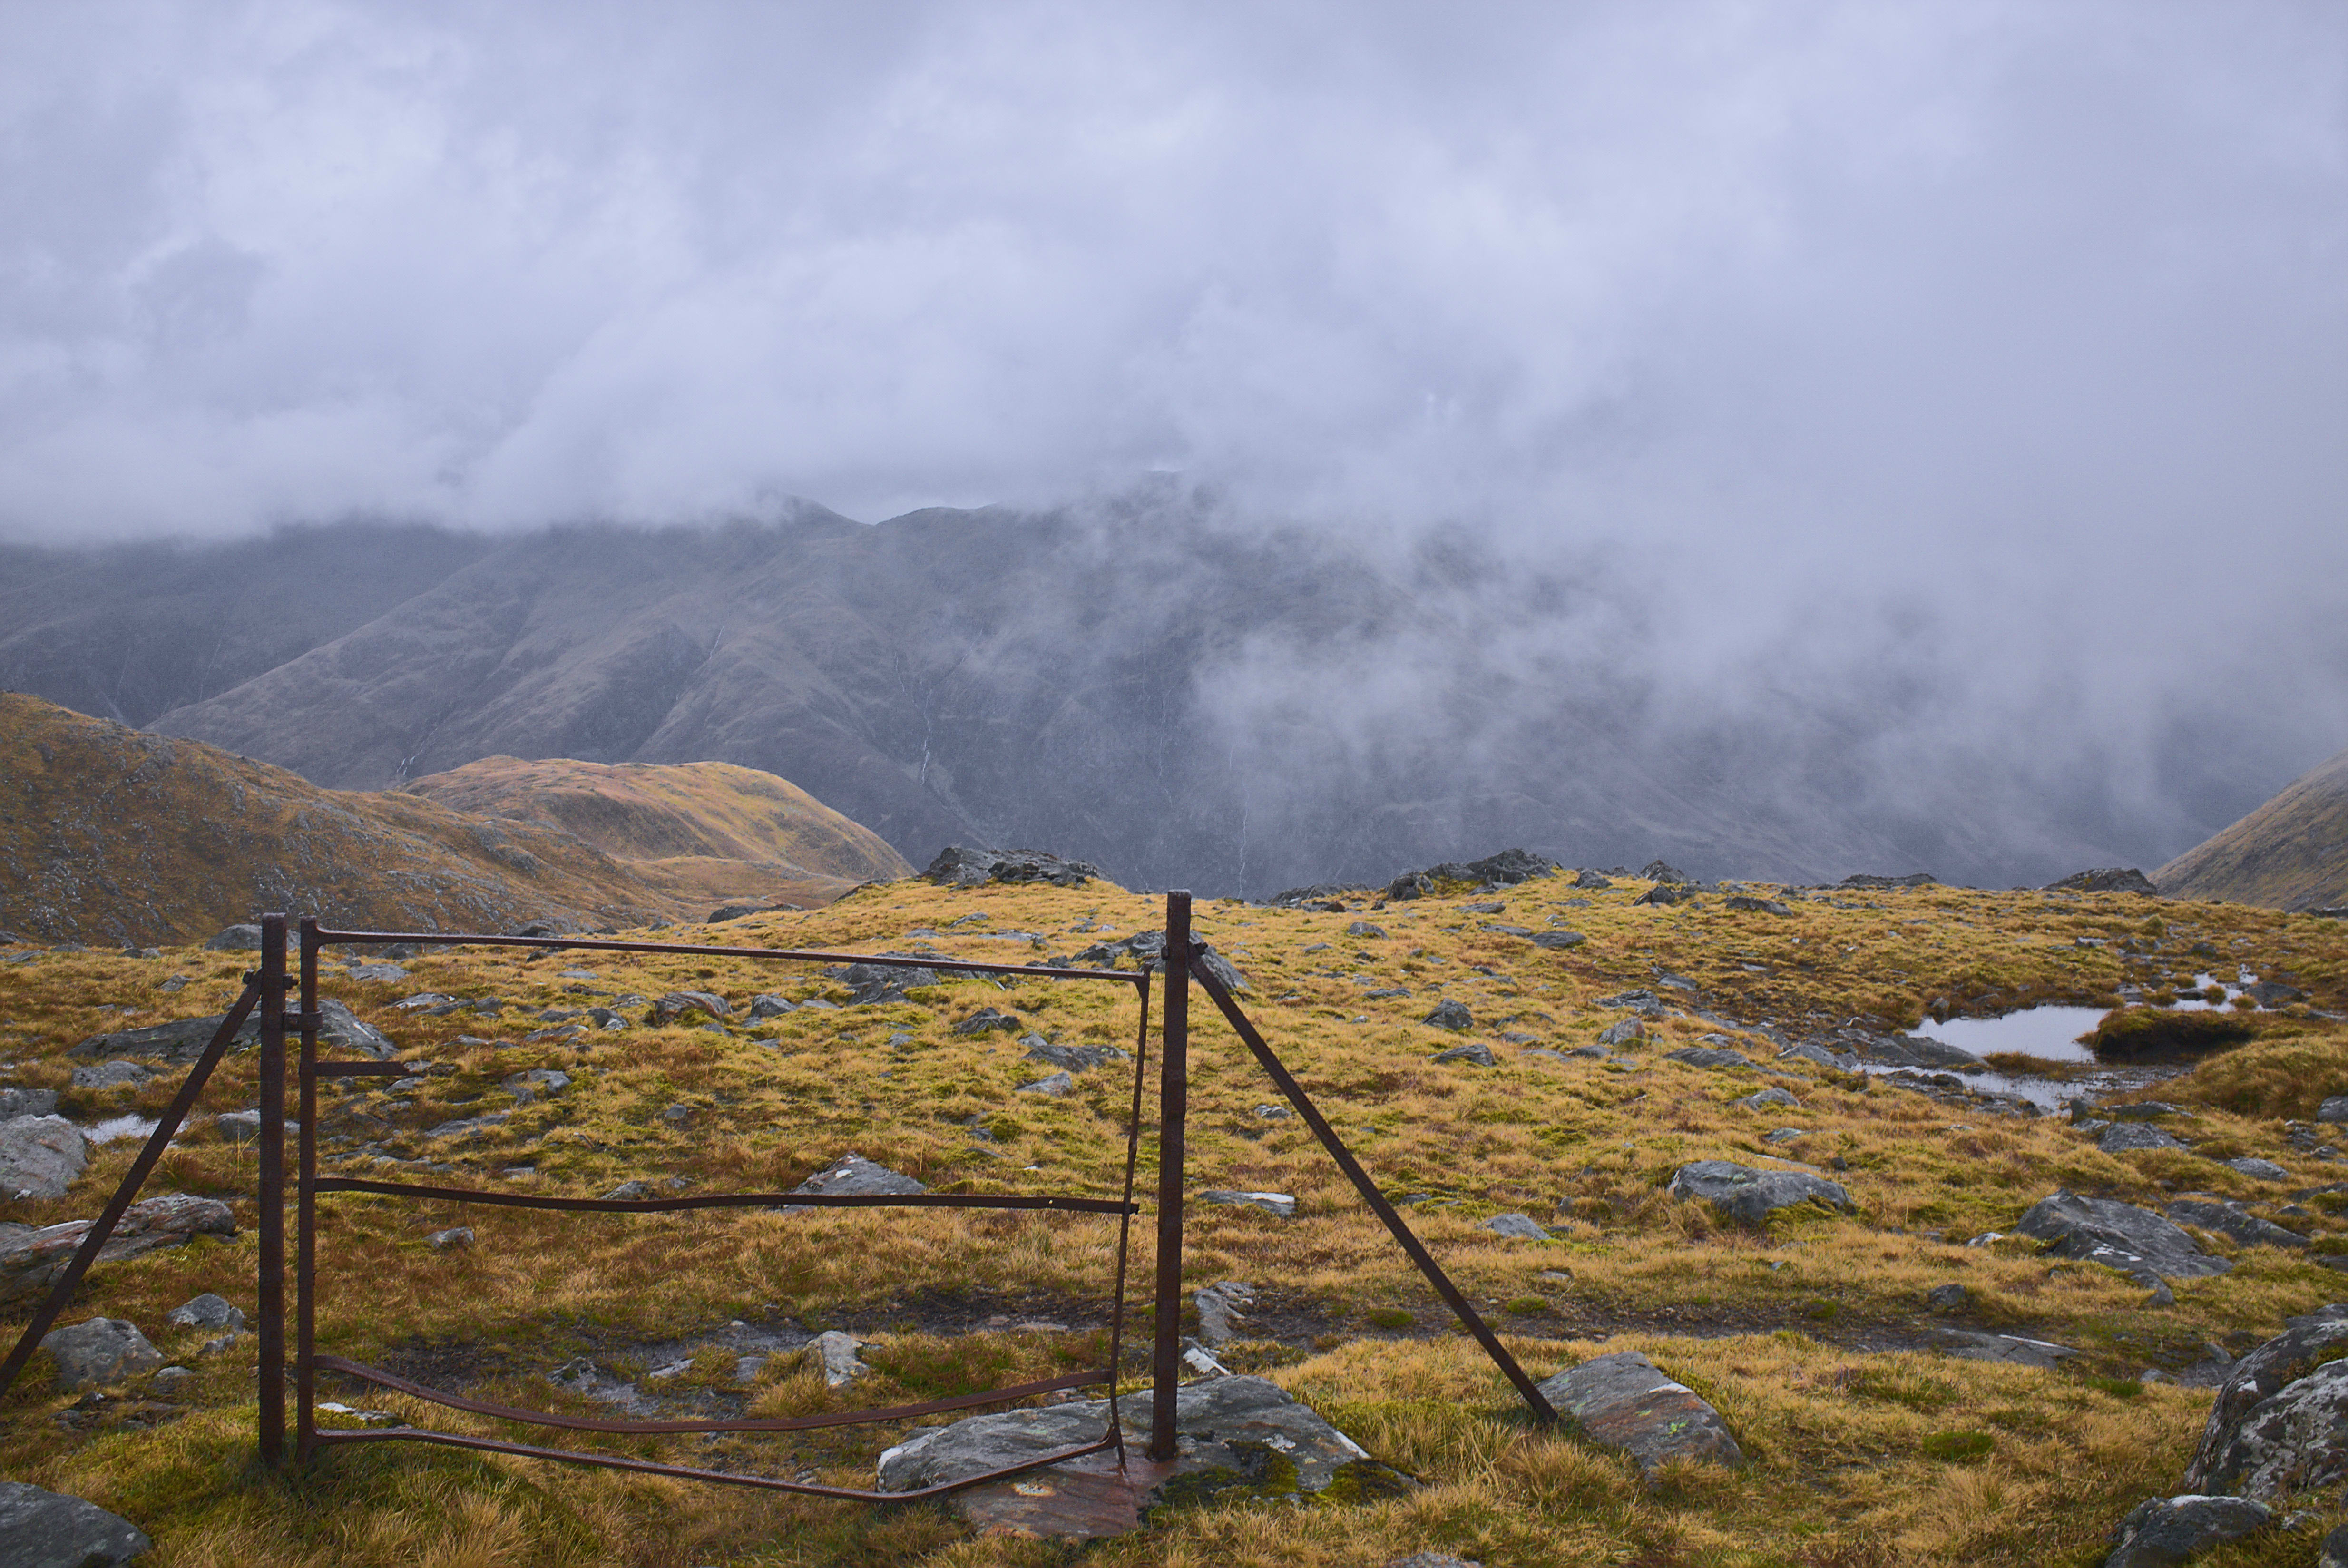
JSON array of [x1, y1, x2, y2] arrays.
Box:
[[4, 1, 2346, 804]]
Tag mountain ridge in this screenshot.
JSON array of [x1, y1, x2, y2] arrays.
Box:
[[2156, 745, 2348, 911]]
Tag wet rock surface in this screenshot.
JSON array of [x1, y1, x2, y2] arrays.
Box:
[[1534, 1351, 1744, 1475], [0, 1480, 153, 1567], [2015, 1192, 2231, 1282], [0, 1194, 236, 1307], [1667, 1161, 1854, 1225]]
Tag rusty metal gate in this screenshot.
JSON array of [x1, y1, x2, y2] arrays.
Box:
[[1, 890, 1551, 1505]]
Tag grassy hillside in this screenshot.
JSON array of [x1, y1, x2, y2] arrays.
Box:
[[401, 756, 913, 910], [0, 696, 897, 946], [2157, 745, 2348, 911], [7, 866, 2348, 1563]]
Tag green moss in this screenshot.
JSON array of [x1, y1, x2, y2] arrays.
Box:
[[1920, 1430, 1996, 1463]]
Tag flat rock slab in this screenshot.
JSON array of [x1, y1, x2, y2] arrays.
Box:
[[68, 998, 394, 1063], [877, 1375, 1399, 1538], [2166, 1198, 2306, 1250], [0, 1114, 88, 1201], [1, 1193, 235, 1308], [1664, 1048, 1751, 1070], [1931, 1329, 2081, 1370], [2099, 1122, 2185, 1154], [0, 1480, 152, 1566], [1668, 1161, 1854, 1226], [2015, 1191, 2230, 1282], [1534, 1351, 1744, 1476]]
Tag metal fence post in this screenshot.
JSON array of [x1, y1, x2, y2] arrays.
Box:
[[1148, 890, 1191, 1461], [296, 916, 321, 1464], [257, 912, 287, 1466]]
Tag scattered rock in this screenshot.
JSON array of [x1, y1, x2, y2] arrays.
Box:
[[1193, 1280, 1254, 1345], [2319, 1097, 2348, 1125], [1734, 1087, 1800, 1111], [1432, 1043, 1497, 1068], [2246, 980, 2306, 1007], [2326, 1522, 2348, 1568], [747, 994, 795, 1019], [0, 1480, 153, 1566], [70, 997, 394, 1064], [423, 1112, 506, 1140], [1348, 921, 1388, 939], [2014, 1191, 2231, 1281], [1925, 1283, 1968, 1311], [427, 1227, 473, 1251], [1778, 1041, 1859, 1071], [1596, 1019, 1644, 1047], [1384, 849, 1558, 901], [2044, 868, 2158, 895], [2103, 1495, 2271, 1566], [2166, 1199, 2306, 1250], [923, 846, 1113, 890], [212, 1109, 303, 1143], [658, 1104, 692, 1127], [1422, 1000, 1473, 1031], [165, 1293, 245, 1331], [1572, 870, 1613, 888], [1663, 1048, 1751, 1071], [877, 1374, 1380, 1513], [2100, 1122, 2187, 1154], [603, 1181, 655, 1201], [1530, 930, 1587, 949], [1251, 1104, 1292, 1121], [1667, 1161, 1854, 1225], [785, 1153, 927, 1214], [1761, 1127, 1808, 1144], [2226, 1157, 2289, 1182], [2106, 1101, 2186, 1121], [707, 903, 770, 922], [953, 1008, 1025, 1035], [0, 1194, 237, 1307], [0, 1114, 88, 1199], [39, 1316, 162, 1389], [1724, 896, 1795, 916], [68, 1060, 155, 1091], [501, 1068, 572, 1104], [1839, 872, 1938, 890], [1633, 884, 1693, 907], [1932, 1329, 2080, 1370], [1534, 1351, 1744, 1476], [1025, 1040, 1131, 1073], [651, 990, 730, 1025], [1639, 860, 1692, 884], [1200, 1190, 1297, 1218], [203, 923, 263, 950], [1017, 1072, 1074, 1097], [1482, 1214, 1549, 1240], [805, 1329, 868, 1387], [0, 1086, 59, 1119]]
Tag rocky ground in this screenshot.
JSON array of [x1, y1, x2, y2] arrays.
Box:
[[3, 855, 2348, 1565]]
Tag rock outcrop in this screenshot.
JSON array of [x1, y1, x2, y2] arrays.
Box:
[[1667, 1161, 1854, 1225], [1534, 1352, 1743, 1475]]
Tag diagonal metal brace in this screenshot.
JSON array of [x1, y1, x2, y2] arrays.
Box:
[[1184, 949, 1559, 1425]]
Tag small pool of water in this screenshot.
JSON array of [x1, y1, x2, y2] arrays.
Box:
[[84, 1115, 161, 1145], [1914, 1007, 2109, 1065]]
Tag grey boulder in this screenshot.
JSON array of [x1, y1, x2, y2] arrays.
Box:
[[2183, 1306, 2348, 1500], [69, 1061, 155, 1091], [1663, 1048, 1751, 1071], [2015, 1192, 2231, 1282], [1533, 1352, 1743, 1475], [2225, 1157, 2289, 1182], [784, 1153, 927, 1214], [0, 1086, 59, 1119], [805, 1330, 868, 1387], [2100, 1122, 2186, 1154], [651, 990, 731, 1024], [1193, 1280, 1254, 1345], [0, 1480, 152, 1566], [204, 923, 264, 950], [0, 1115, 88, 1200], [1423, 1000, 1473, 1031], [1200, 1190, 1297, 1218], [501, 1068, 572, 1104], [40, 1316, 162, 1389], [166, 1293, 246, 1331], [1596, 1018, 1644, 1047], [2165, 1199, 2305, 1250], [1734, 1087, 1800, 1111], [68, 997, 394, 1063], [2103, 1495, 2270, 1568], [1, 1194, 236, 1307], [1482, 1214, 1549, 1240], [1024, 1040, 1130, 1073], [1668, 1161, 1854, 1225], [1432, 1042, 1497, 1068], [1017, 1072, 1074, 1097]]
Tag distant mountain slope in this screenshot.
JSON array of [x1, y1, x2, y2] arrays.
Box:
[[0, 695, 894, 946], [2155, 745, 2348, 911], [400, 755, 914, 902]]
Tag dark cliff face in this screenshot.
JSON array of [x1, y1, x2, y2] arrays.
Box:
[[0, 500, 2213, 897]]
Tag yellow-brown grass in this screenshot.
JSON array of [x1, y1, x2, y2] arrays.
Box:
[[5, 872, 2348, 1563]]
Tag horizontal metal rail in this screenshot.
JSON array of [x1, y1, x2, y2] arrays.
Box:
[[312, 1177, 1135, 1216], [307, 925, 1149, 986], [315, 1353, 1110, 1434], [310, 1423, 1120, 1502]]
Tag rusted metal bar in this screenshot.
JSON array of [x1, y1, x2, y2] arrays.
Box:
[[256, 913, 287, 1465], [312, 1424, 1118, 1502], [296, 917, 321, 1464], [306, 925, 1147, 985], [1185, 952, 1560, 1427], [0, 982, 262, 1401], [1102, 965, 1152, 1460], [310, 1178, 1135, 1215], [1148, 890, 1190, 1461], [314, 1353, 1108, 1432]]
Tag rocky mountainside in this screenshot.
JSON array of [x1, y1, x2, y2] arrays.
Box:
[[2156, 745, 2348, 911], [0, 501, 2272, 896], [0, 695, 888, 945]]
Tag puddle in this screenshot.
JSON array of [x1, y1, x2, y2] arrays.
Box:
[[1914, 1008, 2108, 1065], [1895, 977, 2271, 1110], [84, 1115, 162, 1145]]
